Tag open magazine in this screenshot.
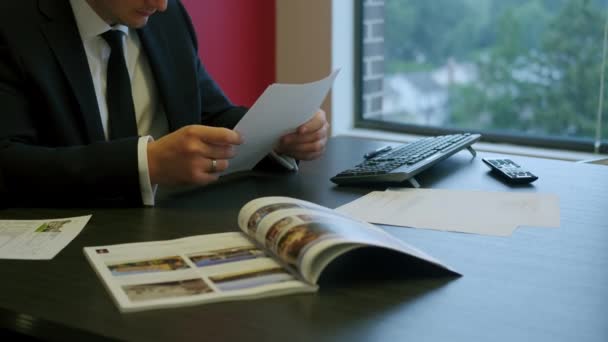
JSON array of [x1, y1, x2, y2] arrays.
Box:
[[84, 197, 457, 312]]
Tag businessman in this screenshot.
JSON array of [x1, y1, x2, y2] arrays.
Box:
[[0, 0, 329, 206]]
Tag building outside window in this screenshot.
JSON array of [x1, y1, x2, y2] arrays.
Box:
[[358, 0, 608, 153]]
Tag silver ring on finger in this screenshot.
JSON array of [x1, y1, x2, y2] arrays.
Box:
[[210, 159, 217, 173]]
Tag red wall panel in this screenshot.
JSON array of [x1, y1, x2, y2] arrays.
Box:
[[181, 0, 276, 107]]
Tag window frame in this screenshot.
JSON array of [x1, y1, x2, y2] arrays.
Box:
[[354, 0, 608, 154]]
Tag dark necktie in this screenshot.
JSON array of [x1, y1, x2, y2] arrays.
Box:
[[101, 30, 138, 140]]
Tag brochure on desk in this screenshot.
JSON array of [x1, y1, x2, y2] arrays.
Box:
[[84, 197, 456, 313]]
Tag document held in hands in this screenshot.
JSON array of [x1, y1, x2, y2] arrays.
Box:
[[225, 70, 340, 174]]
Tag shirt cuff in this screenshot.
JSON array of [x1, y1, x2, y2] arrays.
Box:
[[269, 151, 298, 171], [138, 136, 157, 206]]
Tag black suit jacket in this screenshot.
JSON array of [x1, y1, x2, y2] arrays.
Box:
[[0, 0, 249, 206]]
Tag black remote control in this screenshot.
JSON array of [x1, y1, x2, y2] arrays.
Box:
[[482, 158, 538, 184]]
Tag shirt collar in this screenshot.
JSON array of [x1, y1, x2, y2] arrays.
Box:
[[70, 0, 129, 40]]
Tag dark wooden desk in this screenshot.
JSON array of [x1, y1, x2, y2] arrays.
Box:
[[1, 136, 607, 342]]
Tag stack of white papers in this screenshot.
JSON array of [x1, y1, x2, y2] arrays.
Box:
[[336, 189, 560, 236]]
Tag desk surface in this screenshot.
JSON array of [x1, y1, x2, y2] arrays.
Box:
[[1, 136, 607, 342]]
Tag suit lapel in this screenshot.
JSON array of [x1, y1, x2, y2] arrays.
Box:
[[38, 0, 105, 142], [138, 23, 189, 132]]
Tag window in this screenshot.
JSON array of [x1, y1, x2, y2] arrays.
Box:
[[358, 0, 608, 153]]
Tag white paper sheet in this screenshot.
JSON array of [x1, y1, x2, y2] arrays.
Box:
[[335, 189, 560, 236], [224, 70, 340, 174], [0, 215, 91, 259]]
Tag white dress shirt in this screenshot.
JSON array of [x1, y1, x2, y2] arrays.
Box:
[[70, 0, 167, 205]]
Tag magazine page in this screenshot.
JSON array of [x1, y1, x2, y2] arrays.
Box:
[[84, 232, 315, 313], [237, 197, 455, 283]]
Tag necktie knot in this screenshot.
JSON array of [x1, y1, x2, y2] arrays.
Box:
[[101, 30, 125, 53]]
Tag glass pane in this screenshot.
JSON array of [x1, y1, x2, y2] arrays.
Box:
[[364, 0, 608, 150]]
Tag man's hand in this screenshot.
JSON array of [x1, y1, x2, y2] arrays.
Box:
[[275, 109, 329, 160], [147, 125, 243, 186]]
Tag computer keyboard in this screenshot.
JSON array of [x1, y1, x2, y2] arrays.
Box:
[[330, 133, 481, 188]]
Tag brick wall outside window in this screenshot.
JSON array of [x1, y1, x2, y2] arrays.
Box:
[[361, 0, 384, 118]]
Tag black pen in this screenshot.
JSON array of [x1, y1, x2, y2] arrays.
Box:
[[364, 145, 392, 159]]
